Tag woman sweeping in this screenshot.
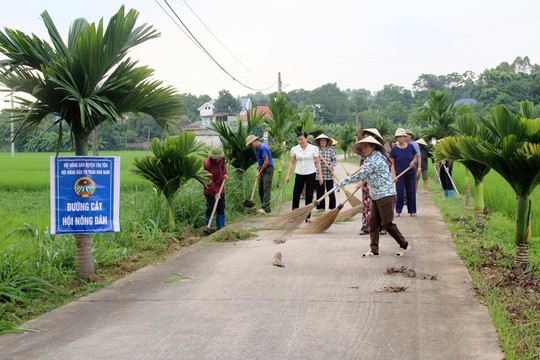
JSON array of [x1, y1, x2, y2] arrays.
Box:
[[313, 134, 337, 212], [285, 131, 324, 222], [203, 146, 228, 230], [338, 136, 411, 257], [357, 128, 387, 235], [389, 128, 417, 217]]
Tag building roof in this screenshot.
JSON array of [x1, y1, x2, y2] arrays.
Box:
[[239, 106, 272, 121]]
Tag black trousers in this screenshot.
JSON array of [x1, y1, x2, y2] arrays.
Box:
[[316, 179, 336, 210], [292, 173, 316, 217]]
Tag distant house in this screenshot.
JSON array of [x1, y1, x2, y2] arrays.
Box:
[[197, 97, 252, 128], [239, 105, 272, 125], [455, 98, 478, 106], [181, 120, 222, 147]]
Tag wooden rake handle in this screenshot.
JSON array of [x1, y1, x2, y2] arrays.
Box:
[[207, 180, 226, 229]]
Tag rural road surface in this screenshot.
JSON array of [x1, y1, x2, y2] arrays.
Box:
[[0, 162, 504, 359]]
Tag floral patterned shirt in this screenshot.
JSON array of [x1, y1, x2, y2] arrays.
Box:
[[339, 151, 396, 200]]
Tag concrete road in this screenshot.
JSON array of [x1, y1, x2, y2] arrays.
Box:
[[0, 162, 504, 360]]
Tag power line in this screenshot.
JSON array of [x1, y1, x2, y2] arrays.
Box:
[[156, 0, 276, 92], [181, 0, 267, 83]]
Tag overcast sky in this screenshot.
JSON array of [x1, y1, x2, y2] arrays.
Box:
[[1, 0, 540, 103]]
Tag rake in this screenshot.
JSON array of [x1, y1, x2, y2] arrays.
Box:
[[271, 164, 365, 229], [320, 156, 362, 207], [298, 186, 361, 234]]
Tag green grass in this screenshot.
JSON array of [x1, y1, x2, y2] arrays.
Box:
[[0, 150, 293, 330], [431, 185, 540, 359]]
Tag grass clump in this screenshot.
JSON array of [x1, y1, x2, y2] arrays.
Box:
[[210, 227, 257, 242]]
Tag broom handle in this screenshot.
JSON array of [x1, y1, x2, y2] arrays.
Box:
[[443, 164, 461, 198], [250, 178, 258, 201], [341, 163, 351, 176], [393, 167, 412, 183], [342, 186, 361, 205], [313, 164, 365, 205], [320, 155, 340, 181], [207, 180, 226, 229]]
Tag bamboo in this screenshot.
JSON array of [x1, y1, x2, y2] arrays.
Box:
[[299, 187, 361, 234], [320, 155, 362, 207]]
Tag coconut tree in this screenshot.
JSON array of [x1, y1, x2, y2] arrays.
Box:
[[266, 93, 302, 187], [0, 7, 184, 280], [458, 102, 540, 269], [132, 132, 209, 228]]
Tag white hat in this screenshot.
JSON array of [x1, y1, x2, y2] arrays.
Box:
[[394, 128, 407, 137], [352, 136, 386, 155], [245, 134, 258, 146], [357, 128, 383, 142], [416, 138, 428, 146], [313, 133, 332, 146]]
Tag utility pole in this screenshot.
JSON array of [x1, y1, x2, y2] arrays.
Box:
[[355, 96, 359, 131]]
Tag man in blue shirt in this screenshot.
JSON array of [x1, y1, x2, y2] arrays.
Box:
[[246, 135, 274, 214]]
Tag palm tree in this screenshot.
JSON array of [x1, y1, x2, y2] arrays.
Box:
[[339, 124, 357, 159], [458, 102, 540, 269], [266, 93, 302, 187], [365, 117, 394, 140], [412, 90, 471, 140], [132, 133, 209, 229], [0, 7, 184, 280]]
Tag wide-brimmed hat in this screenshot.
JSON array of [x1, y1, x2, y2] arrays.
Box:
[[307, 135, 315, 143], [352, 135, 386, 155], [209, 146, 224, 159], [245, 134, 258, 146], [313, 133, 332, 146], [394, 128, 408, 137], [357, 128, 383, 142], [416, 138, 428, 147], [405, 129, 414, 136]]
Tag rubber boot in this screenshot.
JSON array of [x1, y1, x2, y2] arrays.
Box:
[[216, 214, 225, 230]]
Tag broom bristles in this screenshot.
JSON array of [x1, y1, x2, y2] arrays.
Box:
[[298, 207, 340, 234], [270, 204, 315, 229], [337, 205, 362, 219], [347, 191, 362, 207]]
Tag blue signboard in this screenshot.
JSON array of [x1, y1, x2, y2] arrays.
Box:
[[50, 156, 120, 234]]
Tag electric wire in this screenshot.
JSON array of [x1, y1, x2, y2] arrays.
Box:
[[181, 0, 268, 84], [156, 0, 275, 92]]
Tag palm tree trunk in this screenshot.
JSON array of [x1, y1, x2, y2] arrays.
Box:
[[514, 194, 532, 269], [277, 155, 283, 188], [464, 169, 471, 207], [473, 180, 484, 221], [75, 234, 95, 281], [166, 196, 176, 229], [73, 134, 95, 281]]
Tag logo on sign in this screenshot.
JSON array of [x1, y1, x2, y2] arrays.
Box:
[[74, 177, 96, 197]]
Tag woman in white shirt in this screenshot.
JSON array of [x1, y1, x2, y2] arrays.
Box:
[[285, 131, 324, 222]]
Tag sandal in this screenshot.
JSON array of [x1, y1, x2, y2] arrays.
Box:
[[362, 250, 379, 257], [395, 243, 412, 257], [410, 213, 418, 217], [395, 213, 401, 217]]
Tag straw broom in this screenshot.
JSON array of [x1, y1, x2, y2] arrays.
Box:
[[271, 164, 365, 229], [336, 204, 363, 219], [320, 156, 362, 207], [298, 186, 361, 234]]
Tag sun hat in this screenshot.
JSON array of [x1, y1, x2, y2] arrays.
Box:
[[416, 138, 428, 147], [208, 146, 225, 160], [352, 135, 386, 155], [405, 129, 414, 136], [394, 128, 408, 137], [357, 128, 383, 142], [307, 134, 315, 143], [245, 134, 258, 146], [209, 146, 224, 159], [313, 133, 332, 146]]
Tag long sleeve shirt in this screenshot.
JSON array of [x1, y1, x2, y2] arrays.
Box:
[[203, 157, 227, 196], [340, 151, 396, 200]]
